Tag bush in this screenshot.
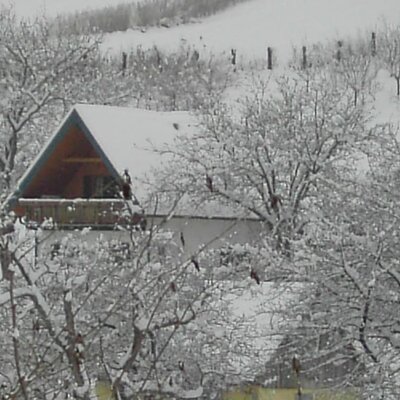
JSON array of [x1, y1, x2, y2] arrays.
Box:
[[53, 3, 134, 34], [52, 0, 251, 34], [132, 0, 250, 27]]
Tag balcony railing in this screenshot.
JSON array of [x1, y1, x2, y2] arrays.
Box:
[[16, 198, 145, 228]]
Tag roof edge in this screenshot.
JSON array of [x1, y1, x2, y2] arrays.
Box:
[[6, 108, 78, 209], [6, 104, 122, 209]]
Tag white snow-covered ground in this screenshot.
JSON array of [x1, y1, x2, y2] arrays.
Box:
[[102, 0, 400, 63]]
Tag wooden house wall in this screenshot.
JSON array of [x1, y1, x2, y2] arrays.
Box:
[[64, 162, 110, 198], [36, 216, 263, 259], [23, 124, 114, 199]]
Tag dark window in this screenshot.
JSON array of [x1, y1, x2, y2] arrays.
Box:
[[83, 176, 119, 198]]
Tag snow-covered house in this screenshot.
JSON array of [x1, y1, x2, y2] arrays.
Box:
[[9, 104, 261, 254]]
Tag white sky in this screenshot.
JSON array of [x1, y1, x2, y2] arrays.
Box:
[[0, 0, 130, 17]]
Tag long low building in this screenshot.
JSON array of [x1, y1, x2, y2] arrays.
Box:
[[9, 103, 262, 255]]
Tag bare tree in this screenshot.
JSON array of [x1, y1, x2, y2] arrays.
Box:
[[333, 38, 378, 106], [0, 216, 223, 399], [0, 8, 100, 190], [378, 21, 400, 97], [157, 62, 400, 396], [284, 123, 400, 398], [159, 70, 370, 254]]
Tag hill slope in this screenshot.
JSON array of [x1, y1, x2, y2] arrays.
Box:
[[102, 0, 400, 63]]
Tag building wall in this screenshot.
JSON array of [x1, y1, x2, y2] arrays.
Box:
[[151, 215, 263, 256], [223, 386, 359, 400], [22, 124, 114, 199], [37, 215, 263, 260], [93, 384, 358, 400], [64, 162, 110, 198]]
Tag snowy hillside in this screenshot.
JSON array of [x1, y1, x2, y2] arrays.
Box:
[[8, 0, 400, 64], [102, 0, 400, 63]]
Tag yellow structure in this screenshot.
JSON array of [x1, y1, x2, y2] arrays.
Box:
[[95, 382, 358, 400], [223, 386, 359, 400], [95, 380, 116, 400]]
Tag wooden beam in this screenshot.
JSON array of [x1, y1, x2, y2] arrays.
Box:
[[63, 157, 102, 163]]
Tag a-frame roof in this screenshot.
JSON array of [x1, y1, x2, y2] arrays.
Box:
[[11, 104, 197, 204]]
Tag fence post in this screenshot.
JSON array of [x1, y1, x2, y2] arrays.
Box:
[[122, 52, 127, 75], [267, 47, 273, 70], [302, 46, 307, 69], [336, 41, 343, 62], [371, 32, 376, 56], [231, 48, 237, 65]]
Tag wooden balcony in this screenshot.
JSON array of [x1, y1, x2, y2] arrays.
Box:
[[15, 198, 145, 229]]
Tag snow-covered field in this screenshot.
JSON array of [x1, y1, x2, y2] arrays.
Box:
[[102, 0, 400, 63]]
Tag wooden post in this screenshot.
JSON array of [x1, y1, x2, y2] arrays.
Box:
[[122, 52, 127, 75], [371, 32, 376, 56], [153, 46, 163, 72], [34, 232, 38, 265], [302, 46, 307, 69], [336, 41, 343, 62], [267, 47, 273, 70], [292, 356, 302, 400], [231, 48, 237, 65]]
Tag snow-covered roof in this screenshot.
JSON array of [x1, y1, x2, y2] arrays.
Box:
[[12, 104, 197, 203], [75, 104, 194, 177], [74, 104, 197, 197]]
